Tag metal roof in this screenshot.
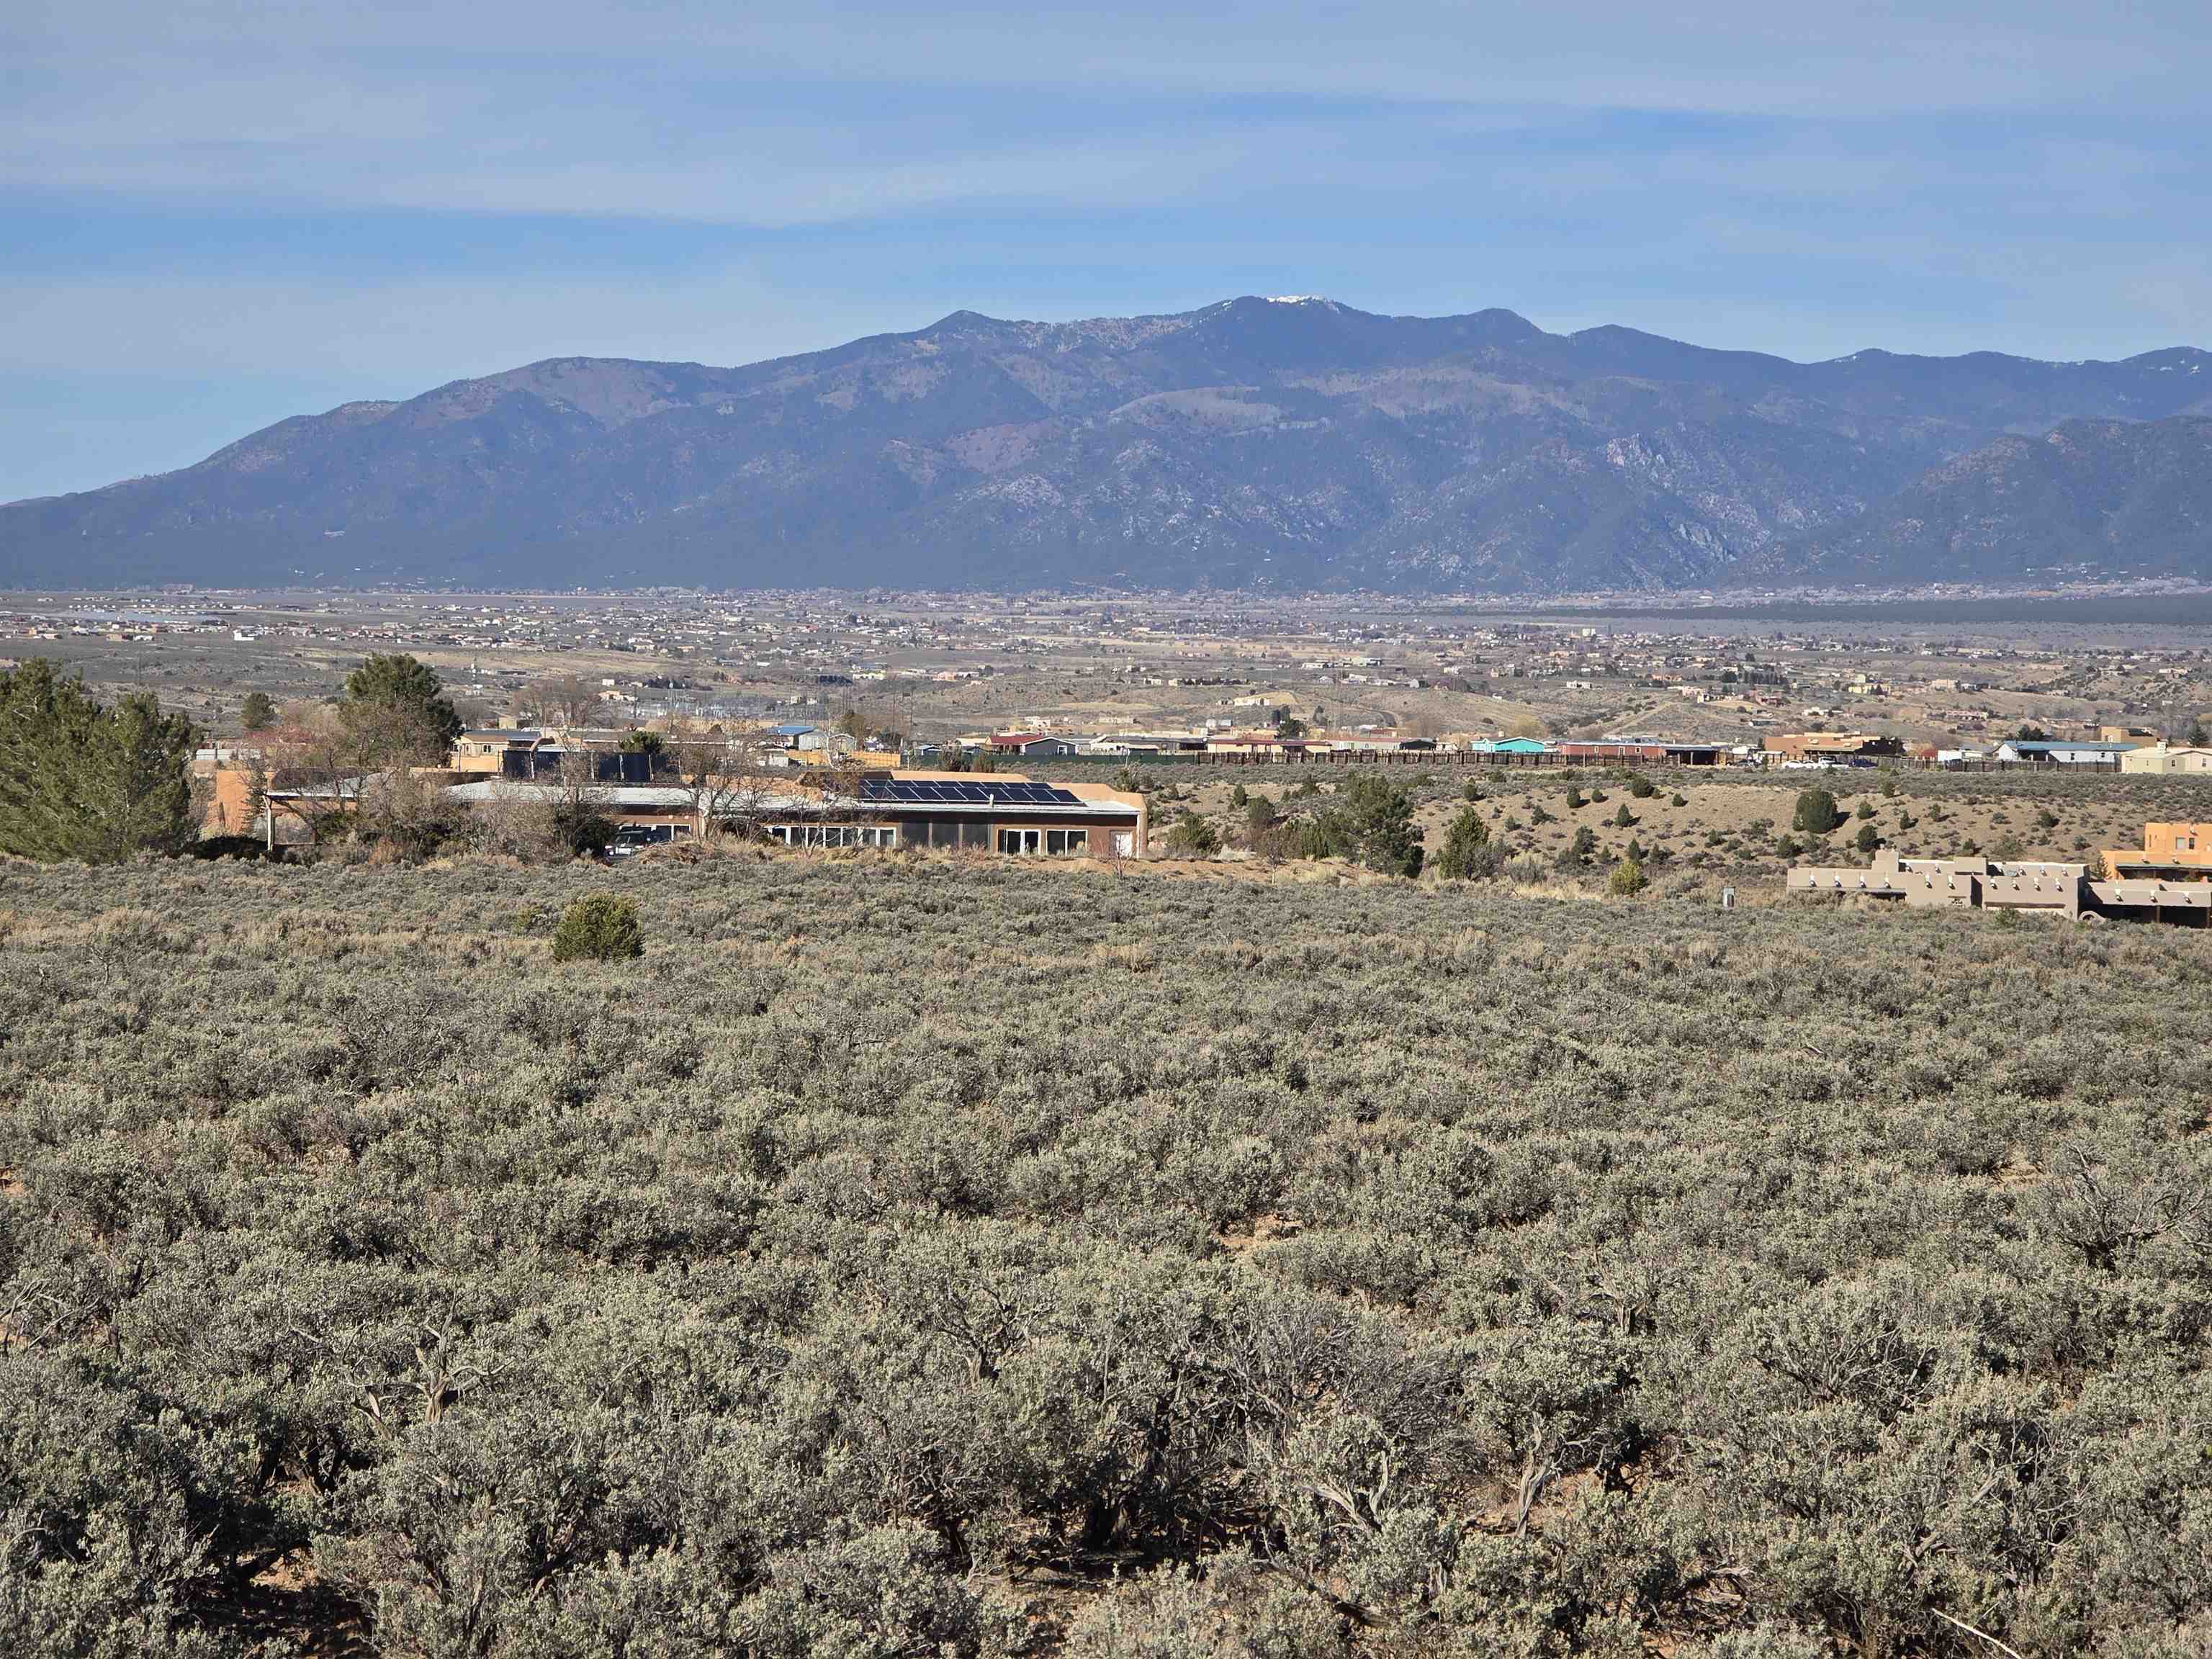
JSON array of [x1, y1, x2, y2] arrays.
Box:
[[445, 781, 711, 809]]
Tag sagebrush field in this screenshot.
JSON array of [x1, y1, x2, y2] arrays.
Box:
[[2, 853, 2208, 1658]]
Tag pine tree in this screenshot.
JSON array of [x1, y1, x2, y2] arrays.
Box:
[[0, 660, 197, 861], [1341, 773, 1424, 878], [342, 653, 462, 760], [1434, 806, 1492, 880]]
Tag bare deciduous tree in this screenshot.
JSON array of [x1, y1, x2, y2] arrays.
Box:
[[665, 719, 795, 838], [524, 673, 602, 730]]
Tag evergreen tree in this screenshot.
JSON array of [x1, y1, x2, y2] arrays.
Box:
[[1341, 773, 1424, 878], [1434, 806, 1493, 881], [1166, 811, 1220, 856], [1792, 788, 1843, 835], [0, 660, 197, 861], [342, 653, 462, 761]]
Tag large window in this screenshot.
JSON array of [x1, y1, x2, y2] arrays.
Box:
[[766, 823, 898, 848], [993, 827, 1091, 855]]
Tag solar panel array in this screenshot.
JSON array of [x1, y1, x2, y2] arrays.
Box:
[[860, 778, 1086, 807]]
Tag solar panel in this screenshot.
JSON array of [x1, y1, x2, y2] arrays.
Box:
[[860, 778, 1085, 807]]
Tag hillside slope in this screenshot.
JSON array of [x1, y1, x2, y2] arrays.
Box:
[[1773, 415, 2212, 585]]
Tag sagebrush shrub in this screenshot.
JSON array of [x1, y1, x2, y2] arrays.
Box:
[[0, 851, 2206, 1658]]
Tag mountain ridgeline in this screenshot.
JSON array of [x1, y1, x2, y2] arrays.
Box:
[[5, 297, 2208, 592]]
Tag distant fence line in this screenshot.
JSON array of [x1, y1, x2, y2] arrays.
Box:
[[1925, 758, 2122, 773], [1019, 749, 1699, 770], [1005, 750, 2128, 773]]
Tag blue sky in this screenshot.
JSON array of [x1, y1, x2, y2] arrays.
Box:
[[4, 0, 2208, 501]]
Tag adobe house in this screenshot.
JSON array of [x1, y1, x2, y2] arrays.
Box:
[[451, 729, 557, 773], [1788, 850, 2090, 914], [1791, 834, 2212, 927], [200, 763, 264, 837], [2099, 823, 2212, 881]]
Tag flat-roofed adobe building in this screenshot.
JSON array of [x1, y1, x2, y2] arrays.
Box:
[[1789, 832, 2212, 927], [451, 729, 556, 773], [1788, 850, 2090, 914], [2100, 823, 2212, 881]]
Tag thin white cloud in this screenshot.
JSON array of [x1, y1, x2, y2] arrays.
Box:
[[17, 0, 2200, 113], [9, 0, 2209, 222]]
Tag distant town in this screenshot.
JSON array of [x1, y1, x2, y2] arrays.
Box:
[[9, 585, 2212, 768]]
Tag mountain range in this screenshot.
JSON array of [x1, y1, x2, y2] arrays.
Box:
[[4, 296, 2208, 593]]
